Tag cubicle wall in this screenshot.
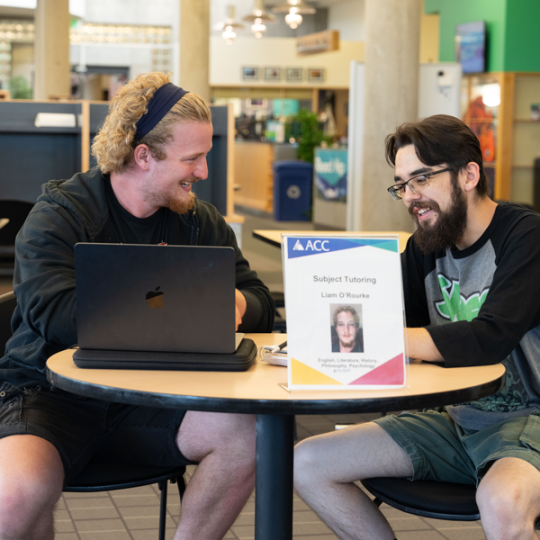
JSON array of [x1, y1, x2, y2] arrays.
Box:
[[88, 102, 109, 171], [0, 102, 231, 216], [0, 101, 82, 202], [193, 105, 229, 216]]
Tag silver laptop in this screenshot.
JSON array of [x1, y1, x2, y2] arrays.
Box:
[[75, 243, 243, 355]]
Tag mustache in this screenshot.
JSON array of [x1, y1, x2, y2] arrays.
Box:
[[408, 200, 441, 217], [182, 176, 201, 184]]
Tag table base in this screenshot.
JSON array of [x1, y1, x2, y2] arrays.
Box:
[[255, 414, 295, 539]]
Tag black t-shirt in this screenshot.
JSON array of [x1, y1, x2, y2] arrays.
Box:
[[96, 177, 190, 245]]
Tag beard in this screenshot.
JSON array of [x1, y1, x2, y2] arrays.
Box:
[[143, 178, 198, 215], [339, 338, 355, 348], [409, 174, 468, 254], [163, 190, 196, 215]]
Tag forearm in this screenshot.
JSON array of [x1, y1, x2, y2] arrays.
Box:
[[237, 288, 274, 332], [406, 327, 444, 362]]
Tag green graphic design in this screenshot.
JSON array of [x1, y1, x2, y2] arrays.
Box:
[[435, 274, 489, 322], [469, 357, 529, 412]]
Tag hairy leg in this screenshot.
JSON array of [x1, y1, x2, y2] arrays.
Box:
[[173, 411, 256, 540], [477, 457, 540, 540], [0, 435, 64, 540], [294, 422, 413, 540]]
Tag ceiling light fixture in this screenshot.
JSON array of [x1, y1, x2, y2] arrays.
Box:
[[242, 0, 276, 38], [272, 0, 316, 30], [219, 5, 244, 45]]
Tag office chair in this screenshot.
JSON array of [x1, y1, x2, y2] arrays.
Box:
[[271, 291, 286, 332], [0, 200, 34, 277], [361, 477, 479, 521], [0, 291, 186, 540]]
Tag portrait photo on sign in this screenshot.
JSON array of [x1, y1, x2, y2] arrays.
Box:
[[330, 304, 364, 353]]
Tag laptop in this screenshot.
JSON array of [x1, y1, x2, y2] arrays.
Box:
[[73, 243, 255, 371]]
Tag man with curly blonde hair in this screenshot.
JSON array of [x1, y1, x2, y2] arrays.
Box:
[[0, 73, 274, 540]]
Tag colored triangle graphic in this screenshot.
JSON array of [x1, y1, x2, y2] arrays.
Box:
[[348, 354, 405, 386], [291, 357, 342, 386], [348, 238, 398, 253]]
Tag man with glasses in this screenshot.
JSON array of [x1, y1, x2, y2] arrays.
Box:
[[294, 114, 540, 540]]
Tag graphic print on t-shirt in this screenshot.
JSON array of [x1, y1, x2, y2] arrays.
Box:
[[435, 274, 490, 322]]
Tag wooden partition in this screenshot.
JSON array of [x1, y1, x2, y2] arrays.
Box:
[[234, 141, 274, 212]]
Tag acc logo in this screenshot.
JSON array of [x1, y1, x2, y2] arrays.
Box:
[[292, 239, 330, 252]]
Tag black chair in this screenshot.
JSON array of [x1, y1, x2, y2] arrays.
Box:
[[0, 291, 186, 540], [361, 477, 479, 521], [0, 200, 34, 276], [271, 291, 286, 333]]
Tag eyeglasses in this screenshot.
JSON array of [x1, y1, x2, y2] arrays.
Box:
[[387, 168, 453, 201]]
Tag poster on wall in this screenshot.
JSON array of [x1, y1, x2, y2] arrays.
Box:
[[283, 234, 406, 390], [314, 148, 348, 201]]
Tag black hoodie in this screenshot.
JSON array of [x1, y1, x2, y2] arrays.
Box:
[[0, 168, 274, 387]]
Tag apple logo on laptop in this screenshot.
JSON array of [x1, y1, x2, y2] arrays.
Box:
[[146, 286, 164, 309]]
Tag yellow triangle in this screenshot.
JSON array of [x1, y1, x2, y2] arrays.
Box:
[[291, 357, 342, 385]]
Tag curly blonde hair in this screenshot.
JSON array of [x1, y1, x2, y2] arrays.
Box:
[[92, 72, 212, 174]]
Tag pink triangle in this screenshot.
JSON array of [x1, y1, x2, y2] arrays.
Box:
[[349, 354, 404, 386]]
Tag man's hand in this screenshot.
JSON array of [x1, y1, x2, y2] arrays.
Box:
[[405, 327, 444, 362], [235, 289, 247, 331]]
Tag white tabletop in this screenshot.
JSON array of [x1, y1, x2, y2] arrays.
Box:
[[47, 334, 505, 415]]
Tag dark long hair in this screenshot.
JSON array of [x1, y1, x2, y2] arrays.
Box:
[[385, 114, 488, 197]]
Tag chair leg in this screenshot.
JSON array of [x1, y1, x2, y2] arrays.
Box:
[[158, 479, 168, 540], [176, 475, 187, 500]]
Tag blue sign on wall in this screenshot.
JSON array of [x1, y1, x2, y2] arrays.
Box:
[[314, 148, 348, 201]]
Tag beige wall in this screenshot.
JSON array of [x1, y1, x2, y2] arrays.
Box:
[[210, 9, 438, 90], [210, 37, 364, 88]]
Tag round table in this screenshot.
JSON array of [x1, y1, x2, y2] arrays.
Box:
[[47, 334, 505, 540]]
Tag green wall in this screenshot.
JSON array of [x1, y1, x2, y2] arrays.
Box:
[[504, 0, 540, 72], [425, 0, 540, 72]]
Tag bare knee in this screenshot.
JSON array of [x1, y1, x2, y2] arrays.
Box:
[[294, 436, 325, 493], [0, 476, 61, 534], [0, 435, 64, 537], [179, 412, 257, 466], [295, 422, 412, 493], [477, 478, 535, 538]]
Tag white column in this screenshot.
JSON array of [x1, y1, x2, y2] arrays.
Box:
[[360, 0, 422, 232], [179, 0, 210, 102], [34, 0, 71, 100]]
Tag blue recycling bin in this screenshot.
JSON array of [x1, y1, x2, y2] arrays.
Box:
[[272, 160, 313, 221]]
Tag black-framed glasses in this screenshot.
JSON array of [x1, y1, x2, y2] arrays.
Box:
[[387, 168, 453, 201]]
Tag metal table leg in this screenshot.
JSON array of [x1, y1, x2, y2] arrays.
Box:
[[255, 414, 295, 540]]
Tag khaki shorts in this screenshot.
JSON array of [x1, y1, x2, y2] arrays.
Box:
[[373, 409, 540, 485]]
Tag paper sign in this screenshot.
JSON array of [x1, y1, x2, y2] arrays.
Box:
[[283, 235, 406, 390]]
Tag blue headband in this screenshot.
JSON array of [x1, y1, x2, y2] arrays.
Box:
[[135, 83, 189, 140]]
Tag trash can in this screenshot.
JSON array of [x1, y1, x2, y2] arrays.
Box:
[[272, 160, 313, 221]]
